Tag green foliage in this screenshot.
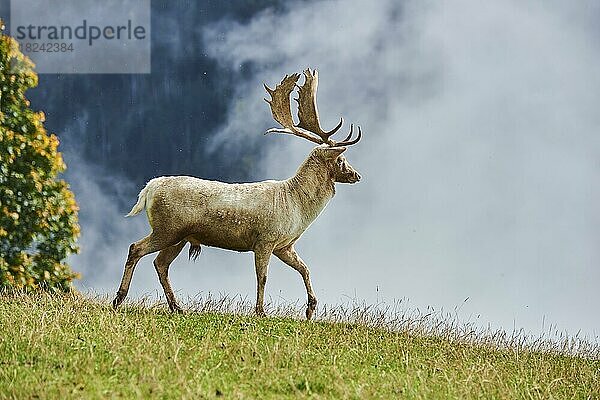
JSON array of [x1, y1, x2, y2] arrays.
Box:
[[0, 293, 598, 399], [0, 22, 80, 291]]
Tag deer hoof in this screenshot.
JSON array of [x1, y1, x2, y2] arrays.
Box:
[[255, 307, 266, 317], [170, 304, 184, 314], [112, 293, 125, 310], [306, 298, 317, 320]]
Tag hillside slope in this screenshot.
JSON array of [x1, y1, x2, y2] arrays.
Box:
[[0, 293, 598, 399]]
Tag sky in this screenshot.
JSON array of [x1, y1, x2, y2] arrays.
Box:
[[12, 0, 599, 339]]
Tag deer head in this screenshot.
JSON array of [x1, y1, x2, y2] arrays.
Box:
[[264, 69, 362, 184]]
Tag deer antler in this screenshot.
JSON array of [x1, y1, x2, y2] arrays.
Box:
[[264, 74, 323, 145], [296, 69, 344, 145], [264, 69, 362, 147]]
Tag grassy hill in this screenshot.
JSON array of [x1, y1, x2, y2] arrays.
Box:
[[0, 292, 598, 399]]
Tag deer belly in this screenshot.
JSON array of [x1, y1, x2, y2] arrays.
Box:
[[185, 219, 256, 252]]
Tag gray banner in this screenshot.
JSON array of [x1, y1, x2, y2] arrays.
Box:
[[10, 0, 150, 73]]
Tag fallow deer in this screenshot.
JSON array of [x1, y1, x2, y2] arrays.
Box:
[[113, 69, 363, 319]]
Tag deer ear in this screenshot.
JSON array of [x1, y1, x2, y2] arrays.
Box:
[[322, 147, 347, 158]]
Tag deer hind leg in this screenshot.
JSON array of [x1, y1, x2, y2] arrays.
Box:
[[153, 241, 186, 313], [273, 245, 317, 320], [112, 233, 177, 310]]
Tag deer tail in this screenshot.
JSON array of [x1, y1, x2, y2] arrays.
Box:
[[125, 178, 162, 217]]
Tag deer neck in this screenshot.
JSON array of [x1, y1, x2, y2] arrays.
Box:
[[286, 155, 335, 224]]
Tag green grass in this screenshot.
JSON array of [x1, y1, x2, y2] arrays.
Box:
[[0, 292, 598, 399]]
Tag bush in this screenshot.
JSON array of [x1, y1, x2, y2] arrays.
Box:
[[0, 21, 80, 291]]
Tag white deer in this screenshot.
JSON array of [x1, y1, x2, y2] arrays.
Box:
[[112, 69, 363, 319]]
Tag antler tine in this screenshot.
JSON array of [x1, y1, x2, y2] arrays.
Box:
[[332, 125, 362, 147], [324, 117, 344, 138], [340, 124, 354, 143]]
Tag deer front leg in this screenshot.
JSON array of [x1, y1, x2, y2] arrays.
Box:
[[253, 244, 274, 317], [273, 245, 317, 320]]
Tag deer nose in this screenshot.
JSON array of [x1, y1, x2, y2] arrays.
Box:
[[355, 172, 361, 182]]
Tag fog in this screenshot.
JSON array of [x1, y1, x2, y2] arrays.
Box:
[[70, 0, 599, 338]]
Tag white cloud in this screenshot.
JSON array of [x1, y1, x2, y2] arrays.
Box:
[[200, 0, 600, 337]]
